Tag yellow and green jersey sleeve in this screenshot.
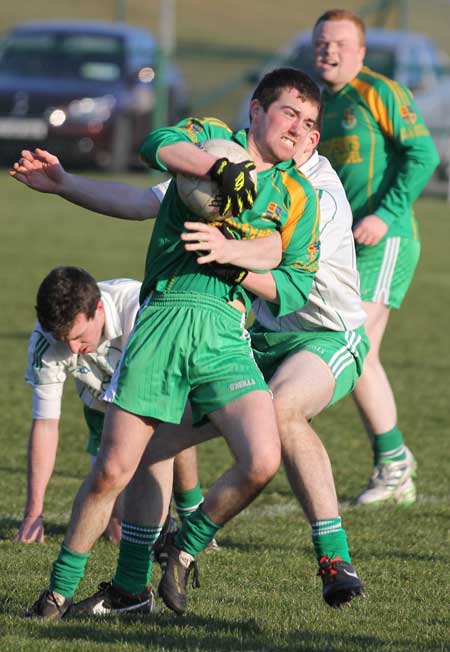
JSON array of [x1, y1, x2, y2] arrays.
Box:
[[319, 66, 439, 238], [138, 116, 319, 313], [140, 116, 233, 170], [264, 170, 320, 317]]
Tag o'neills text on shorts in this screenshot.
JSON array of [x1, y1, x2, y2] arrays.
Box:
[[229, 379, 257, 391]]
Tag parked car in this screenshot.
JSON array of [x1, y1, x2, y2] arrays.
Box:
[[237, 29, 450, 178], [0, 20, 190, 171]]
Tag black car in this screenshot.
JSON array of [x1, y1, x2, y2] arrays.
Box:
[[0, 20, 190, 170]]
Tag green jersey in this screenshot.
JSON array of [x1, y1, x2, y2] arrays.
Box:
[[139, 116, 320, 316], [319, 66, 439, 239]]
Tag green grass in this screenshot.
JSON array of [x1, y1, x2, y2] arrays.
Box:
[[1, 3, 450, 648], [0, 174, 450, 651]]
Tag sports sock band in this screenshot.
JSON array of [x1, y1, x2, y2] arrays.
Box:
[[175, 506, 222, 556], [373, 427, 406, 464], [112, 522, 162, 595], [311, 517, 351, 563], [50, 544, 91, 599], [173, 483, 204, 522]]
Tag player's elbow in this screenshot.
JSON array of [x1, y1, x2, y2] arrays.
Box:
[[269, 232, 282, 268]]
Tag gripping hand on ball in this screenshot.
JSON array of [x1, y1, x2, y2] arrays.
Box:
[[209, 157, 256, 217]]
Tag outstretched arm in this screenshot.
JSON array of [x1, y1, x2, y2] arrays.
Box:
[[10, 148, 160, 221], [16, 418, 60, 543]]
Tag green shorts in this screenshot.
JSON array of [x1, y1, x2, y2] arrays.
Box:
[[356, 237, 420, 309], [251, 325, 369, 407], [83, 405, 105, 456], [112, 292, 269, 425]]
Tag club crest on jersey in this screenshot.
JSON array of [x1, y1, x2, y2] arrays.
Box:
[[180, 118, 204, 138], [308, 238, 320, 261], [261, 201, 283, 223], [400, 104, 417, 125], [342, 108, 357, 130]]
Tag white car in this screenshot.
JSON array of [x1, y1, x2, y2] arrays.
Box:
[[237, 29, 450, 178]]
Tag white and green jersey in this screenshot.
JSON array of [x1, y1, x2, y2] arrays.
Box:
[[253, 152, 367, 332], [25, 279, 141, 419]]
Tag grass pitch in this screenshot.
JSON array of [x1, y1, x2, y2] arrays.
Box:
[[1, 1, 450, 649], [0, 174, 449, 651]]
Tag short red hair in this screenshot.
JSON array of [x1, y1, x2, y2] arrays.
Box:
[[314, 9, 366, 47]]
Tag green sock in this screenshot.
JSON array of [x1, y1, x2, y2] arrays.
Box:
[[50, 544, 91, 599], [112, 522, 162, 595], [373, 427, 406, 465], [173, 483, 204, 522], [311, 518, 351, 563], [175, 506, 222, 556]]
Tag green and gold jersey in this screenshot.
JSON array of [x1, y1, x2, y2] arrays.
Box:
[[139, 116, 320, 317], [319, 66, 439, 239]]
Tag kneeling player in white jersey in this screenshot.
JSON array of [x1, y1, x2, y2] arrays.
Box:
[[17, 267, 207, 547], [12, 121, 368, 608]]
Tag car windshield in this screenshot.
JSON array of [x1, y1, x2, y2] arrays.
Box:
[[288, 44, 396, 83], [0, 32, 125, 81]]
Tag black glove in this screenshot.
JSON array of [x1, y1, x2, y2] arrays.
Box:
[[209, 263, 248, 285], [209, 157, 256, 217], [208, 224, 248, 285]]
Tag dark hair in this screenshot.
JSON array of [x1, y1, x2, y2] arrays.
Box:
[[36, 266, 100, 338], [250, 67, 322, 130], [313, 9, 366, 47]]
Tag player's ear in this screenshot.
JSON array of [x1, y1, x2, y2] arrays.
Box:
[[359, 45, 366, 66], [249, 99, 262, 122], [310, 129, 320, 150]]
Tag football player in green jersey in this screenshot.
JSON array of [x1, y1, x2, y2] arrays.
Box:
[[13, 114, 368, 611], [313, 9, 439, 506], [25, 68, 321, 619]]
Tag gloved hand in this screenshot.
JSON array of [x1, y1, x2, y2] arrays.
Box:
[[208, 157, 256, 217], [209, 263, 248, 285]]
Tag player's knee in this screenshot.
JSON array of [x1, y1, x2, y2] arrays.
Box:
[[274, 396, 309, 430], [240, 445, 281, 488], [90, 462, 128, 496]]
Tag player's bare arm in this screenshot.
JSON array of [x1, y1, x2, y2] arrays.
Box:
[[16, 418, 60, 544], [182, 222, 282, 269], [10, 148, 158, 221], [241, 272, 278, 303], [158, 141, 218, 178]]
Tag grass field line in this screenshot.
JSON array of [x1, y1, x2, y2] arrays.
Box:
[[230, 492, 450, 521], [2, 491, 449, 529]]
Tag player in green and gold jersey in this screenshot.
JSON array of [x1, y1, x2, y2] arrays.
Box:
[[313, 9, 439, 505], [27, 67, 322, 619]]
